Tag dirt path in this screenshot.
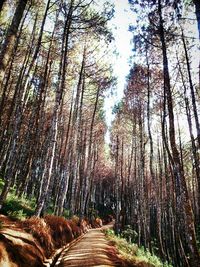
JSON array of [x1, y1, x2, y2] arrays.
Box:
[[55, 226, 126, 267]]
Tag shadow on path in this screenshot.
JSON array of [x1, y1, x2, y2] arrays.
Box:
[[56, 227, 127, 267]]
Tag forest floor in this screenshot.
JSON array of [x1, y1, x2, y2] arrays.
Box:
[[55, 224, 132, 267]]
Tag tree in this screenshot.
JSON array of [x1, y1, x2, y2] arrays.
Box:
[[0, 0, 28, 88], [0, 0, 114, 218], [193, 0, 200, 39], [0, 0, 6, 14]]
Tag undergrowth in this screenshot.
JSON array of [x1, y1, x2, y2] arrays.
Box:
[[2, 194, 35, 219], [105, 229, 173, 267], [0, 178, 35, 220]]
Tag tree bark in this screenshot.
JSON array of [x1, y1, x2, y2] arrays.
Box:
[[181, 30, 200, 148], [0, 0, 28, 88], [158, 0, 200, 265], [0, 0, 6, 14], [35, 0, 74, 216], [193, 0, 200, 40], [178, 53, 200, 222]]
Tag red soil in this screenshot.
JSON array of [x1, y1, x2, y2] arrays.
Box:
[[0, 214, 89, 267]]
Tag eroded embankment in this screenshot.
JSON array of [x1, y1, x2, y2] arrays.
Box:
[[0, 214, 94, 267]]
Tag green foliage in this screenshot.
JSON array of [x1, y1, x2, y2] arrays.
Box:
[[150, 238, 159, 254], [105, 228, 115, 236], [136, 246, 170, 267], [0, 220, 3, 229], [104, 229, 173, 267], [0, 178, 35, 219], [98, 108, 106, 121], [121, 225, 138, 243], [0, 178, 4, 190], [112, 101, 123, 114], [63, 209, 70, 218], [43, 201, 55, 215], [1, 194, 35, 219], [184, 0, 192, 6], [7, 209, 27, 220], [88, 207, 99, 219]]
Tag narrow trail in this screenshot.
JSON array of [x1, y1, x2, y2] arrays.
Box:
[[55, 226, 127, 267]]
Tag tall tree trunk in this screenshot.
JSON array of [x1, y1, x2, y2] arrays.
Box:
[[24, 0, 51, 84], [181, 30, 200, 148], [115, 134, 120, 234], [82, 82, 101, 216], [0, 0, 6, 14], [158, 1, 200, 265], [54, 95, 73, 216], [35, 0, 74, 216], [178, 53, 200, 222], [0, 0, 28, 88], [193, 0, 200, 40], [0, 3, 31, 124]]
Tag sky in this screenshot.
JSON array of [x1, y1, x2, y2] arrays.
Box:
[[103, 0, 135, 143]]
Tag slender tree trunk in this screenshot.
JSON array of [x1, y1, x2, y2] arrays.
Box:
[[115, 134, 120, 234], [193, 0, 200, 40], [82, 82, 101, 216], [35, 1, 74, 216], [0, 3, 31, 124], [181, 30, 200, 148], [54, 95, 73, 216], [158, 1, 200, 265], [178, 54, 200, 222], [0, 0, 6, 14], [0, 0, 28, 88]]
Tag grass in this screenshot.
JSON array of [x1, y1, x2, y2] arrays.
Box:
[[0, 178, 35, 220], [0, 178, 4, 190], [104, 229, 173, 267]]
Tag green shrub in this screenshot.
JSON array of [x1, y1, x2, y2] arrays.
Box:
[[105, 228, 173, 267], [0, 178, 4, 190], [121, 225, 138, 243], [63, 209, 70, 218], [105, 228, 115, 237], [135, 247, 163, 266], [0, 220, 3, 229], [1, 194, 35, 218], [7, 209, 27, 220]]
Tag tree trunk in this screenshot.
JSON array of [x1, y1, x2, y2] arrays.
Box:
[[0, 3, 31, 124], [158, 0, 200, 265], [193, 0, 200, 40], [178, 53, 200, 222], [0, 0, 6, 14], [35, 0, 74, 216], [115, 134, 120, 234], [0, 0, 28, 88], [181, 30, 200, 148]]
